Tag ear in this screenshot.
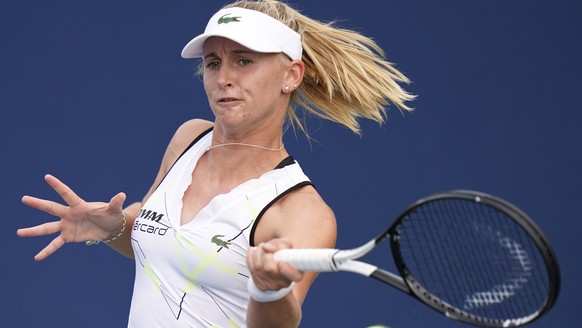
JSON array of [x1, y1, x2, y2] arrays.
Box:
[[282, 59, 304, 93]]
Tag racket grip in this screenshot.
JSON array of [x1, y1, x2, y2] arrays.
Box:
[[247, 278, 295, 303], [274, 248, 340, 272]]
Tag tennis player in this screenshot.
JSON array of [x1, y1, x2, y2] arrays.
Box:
[[18, 1, 413, 326]]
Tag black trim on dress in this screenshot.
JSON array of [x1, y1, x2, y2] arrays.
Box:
[[249, 180, 314, 247]]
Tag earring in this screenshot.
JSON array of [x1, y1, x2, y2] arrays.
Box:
[[284, 86, 290, 93]]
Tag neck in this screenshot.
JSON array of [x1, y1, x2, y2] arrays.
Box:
[[205, 142, 284, 153], [200, 146, 288, 187], [206, 123, 287, 172]]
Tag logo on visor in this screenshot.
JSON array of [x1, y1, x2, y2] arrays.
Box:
[[218, 13, 241, 24]]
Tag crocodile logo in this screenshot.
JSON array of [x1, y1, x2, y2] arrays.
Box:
[[218, 14, 241, 24], [211, 234, 231, 249]]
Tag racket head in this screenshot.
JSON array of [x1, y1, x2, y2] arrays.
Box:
[[387, 190, 560, 327]]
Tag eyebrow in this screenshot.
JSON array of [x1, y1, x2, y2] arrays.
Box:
[[203, 49, 257, 60]]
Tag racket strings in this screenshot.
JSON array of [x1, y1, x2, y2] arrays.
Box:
[[476, 204, 549, 318], [396, 198, 551, 323], [444, 200, 479, 304], [464, 204, 524, 314], [464, 201, 514, 310]]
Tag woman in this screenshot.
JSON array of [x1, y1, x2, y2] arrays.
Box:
[[18, 1, 413, 327]]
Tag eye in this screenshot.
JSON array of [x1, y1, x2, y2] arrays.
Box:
[[238, 58, 252, 66], [205, 61, 220, 69]]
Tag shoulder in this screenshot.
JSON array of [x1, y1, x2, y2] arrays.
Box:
[[256, 184, 337, 249], [159, 119, 214, 173], [170, 119, 214, 150], [166, 119, 213, 157]]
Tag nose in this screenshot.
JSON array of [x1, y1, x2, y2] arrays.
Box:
[[216, 65, 234, 89]]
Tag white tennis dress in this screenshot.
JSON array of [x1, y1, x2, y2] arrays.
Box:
[[128, 129, 311, 327]]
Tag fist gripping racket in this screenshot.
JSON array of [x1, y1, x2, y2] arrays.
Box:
[[276, 190, 560, 327]]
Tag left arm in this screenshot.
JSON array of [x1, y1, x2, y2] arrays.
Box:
[[246, 185, 337, 328]]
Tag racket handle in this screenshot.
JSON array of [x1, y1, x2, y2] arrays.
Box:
[[274, 248, 340, 272]]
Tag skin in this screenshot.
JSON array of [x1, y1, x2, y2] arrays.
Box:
[[18, 37, 337, 328]]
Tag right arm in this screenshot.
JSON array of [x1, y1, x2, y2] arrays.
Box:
[[18, 119, 214, 260]]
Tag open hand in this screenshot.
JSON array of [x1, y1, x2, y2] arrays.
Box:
[[18, 174, 126, 261]]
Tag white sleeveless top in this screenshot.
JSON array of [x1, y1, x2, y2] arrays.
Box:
[[128, 129, 311, 327]]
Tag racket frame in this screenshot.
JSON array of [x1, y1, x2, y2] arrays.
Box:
[[274, 190, 560, 327], [387, 190, 561, 327]]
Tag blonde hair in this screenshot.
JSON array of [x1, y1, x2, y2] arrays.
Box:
[[223, 0, 415, 135]]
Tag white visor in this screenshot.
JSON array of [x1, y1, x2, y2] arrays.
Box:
[[181, 7, 302, 60]]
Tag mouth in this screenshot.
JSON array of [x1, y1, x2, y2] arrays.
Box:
[[218, 97, 241, 103]]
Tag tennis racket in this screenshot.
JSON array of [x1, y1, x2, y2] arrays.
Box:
[[276, 190, 560, 327]]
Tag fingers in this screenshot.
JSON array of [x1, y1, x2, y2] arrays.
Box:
[[22, 174, 83, 215], [247, 246, 278, 290], [17, 221, 61, 238], [277, 260, 304, 282], [109, 192, 127, 211], [34, 235, 66, 262], [44, 174, 83, 207], [22, 195, 67, 217], [19, 175, 127, 262], [262, 238, 292, 252], [248, 241, 304, 291]]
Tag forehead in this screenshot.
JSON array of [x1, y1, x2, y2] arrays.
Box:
[[203, 37, 255, 56]]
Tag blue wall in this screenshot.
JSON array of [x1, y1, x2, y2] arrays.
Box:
[[3, 1, 580, 327]]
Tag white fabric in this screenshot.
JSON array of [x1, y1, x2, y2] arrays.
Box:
[[181, 7, 302, 60], [128, 130, 310, 327]]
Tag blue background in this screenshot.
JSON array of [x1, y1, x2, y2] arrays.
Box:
[[3, 0, 580, 327]]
